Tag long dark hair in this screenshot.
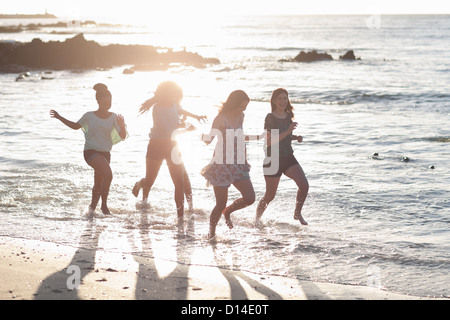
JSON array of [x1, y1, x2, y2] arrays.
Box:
[[219, 90, 250, 114], [271, 88, 294, 120], [140, 81, 183, 114]]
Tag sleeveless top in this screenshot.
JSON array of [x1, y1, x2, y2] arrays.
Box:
[[150, 103, 179, 140]]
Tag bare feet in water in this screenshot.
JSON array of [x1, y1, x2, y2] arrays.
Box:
[[101, 205, 111, 215], [132, 180, 141, 197], [206, 232, 217, 242], [294, 213, 308, 225], [223, 209, 233, 229]]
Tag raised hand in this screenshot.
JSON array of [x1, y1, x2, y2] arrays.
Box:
[[288, 122, 298, 133], [117, 114, 126, 128], [50, 109, 60, 119], [197, 115, 208, 123], [138, 104, 149, 116]]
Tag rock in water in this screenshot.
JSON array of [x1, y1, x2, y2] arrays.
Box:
[[339, 50, 361, 60], [279, 50, 333, 62], [292, 50, 333, 62]]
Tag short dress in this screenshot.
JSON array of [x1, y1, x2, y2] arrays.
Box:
[[201, 114, 250, 187]]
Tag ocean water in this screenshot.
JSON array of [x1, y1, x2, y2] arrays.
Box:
[[1, 14, 449, 298]]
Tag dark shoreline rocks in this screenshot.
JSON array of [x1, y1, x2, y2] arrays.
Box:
[[280, 50, 360, 62], [0, 33, 220, 73], [339, 50, 360, 60], [290, 50, 333, 62]]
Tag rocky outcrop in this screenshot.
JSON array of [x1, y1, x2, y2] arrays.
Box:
[[280, 50, 361, 62], [281, 50, 333, 62], [339, 50, 360, 60], [0, 33, 220, 73]]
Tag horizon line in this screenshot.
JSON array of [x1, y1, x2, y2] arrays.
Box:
[[1, 11, 450, 17]]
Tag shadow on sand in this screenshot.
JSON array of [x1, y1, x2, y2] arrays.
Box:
[[127, 209, 194, 299], [34, 214, 104, 299], [33, 208, 328, 300]]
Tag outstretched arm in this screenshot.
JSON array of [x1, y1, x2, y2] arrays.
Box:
[[50, 110, 81, 130], [179, 108, 207, 123], [201, 115, 222, 145], [245, 132, 266, 141], [139, 97, 155, 116]]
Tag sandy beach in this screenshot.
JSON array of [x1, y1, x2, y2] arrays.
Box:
[[2, 11, 450, 300], [0, 236, 440, 301]]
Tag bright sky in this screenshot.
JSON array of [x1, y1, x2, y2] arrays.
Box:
[[2, 0, 450, 18]]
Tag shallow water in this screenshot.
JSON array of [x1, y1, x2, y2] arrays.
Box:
[[1, 14, 449, 297]]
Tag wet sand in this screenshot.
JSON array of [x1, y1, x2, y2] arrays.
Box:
[[0, 236, 439, 301]]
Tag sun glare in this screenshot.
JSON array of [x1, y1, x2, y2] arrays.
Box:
[[132, 8, 224, 48]]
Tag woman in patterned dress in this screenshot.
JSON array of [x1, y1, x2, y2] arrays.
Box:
[[201, 90, 256, 240]]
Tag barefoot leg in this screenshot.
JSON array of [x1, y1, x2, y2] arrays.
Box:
[[285, 164, 309, 225]]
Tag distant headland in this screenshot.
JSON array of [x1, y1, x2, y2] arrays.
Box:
[[0, 12, 57, 19], [0, 33, 220, 73]]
